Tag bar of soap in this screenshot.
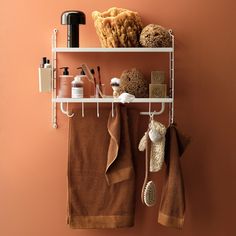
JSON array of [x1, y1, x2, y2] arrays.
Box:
[[149, 84, 167, 98], [151, 71, 165, 84]]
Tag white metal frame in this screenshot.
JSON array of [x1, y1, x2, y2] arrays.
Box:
[[51, 29, 175, 128], [52, 29, 58, 128], [169, 31, 175, 125]]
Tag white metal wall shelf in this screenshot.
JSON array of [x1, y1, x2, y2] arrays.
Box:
[[52, 98, 173, 103], [51, 29, 175, 128]]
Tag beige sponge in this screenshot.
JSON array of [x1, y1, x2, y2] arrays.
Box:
[[92, 7, 143, 47], [140, 24, 172, 47], [120, 68, 148, 98]]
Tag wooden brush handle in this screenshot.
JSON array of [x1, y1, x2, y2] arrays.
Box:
[[81, 64, 94, 83], [141, 129, 151, 204], [82, 64, 104, 98]]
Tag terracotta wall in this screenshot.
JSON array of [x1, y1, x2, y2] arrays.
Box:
[[0, 0, 236, 235]]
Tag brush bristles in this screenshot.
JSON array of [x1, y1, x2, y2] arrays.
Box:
[[144, 181, 156, 207]]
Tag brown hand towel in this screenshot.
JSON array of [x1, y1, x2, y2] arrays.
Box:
[[158, 124, 190, 229], [67, 104, 138, 229]]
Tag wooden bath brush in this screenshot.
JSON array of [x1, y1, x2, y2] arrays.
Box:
[[141, 131, 157, 207]]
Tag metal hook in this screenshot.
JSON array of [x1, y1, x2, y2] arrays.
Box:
[[140, 102, 165, 116], [60, 102, 74, 117], [148, 102, 151, 116], [81, 102, 84, 117], [155, 103, 165, 115], [149, 111, 154, 121], [96, 102, 99, 117], [112, 102, 114, 117]]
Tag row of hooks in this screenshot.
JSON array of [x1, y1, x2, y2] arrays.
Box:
[[60, 102, 166, 118]]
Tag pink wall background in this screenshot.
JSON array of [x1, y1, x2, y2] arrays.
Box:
[[1, 0, 236, 235]]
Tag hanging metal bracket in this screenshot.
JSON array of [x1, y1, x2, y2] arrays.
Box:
[[140, 102, 165, 116], [60, 102, 74, 117]]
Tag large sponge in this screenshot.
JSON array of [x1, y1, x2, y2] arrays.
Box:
[[92, 7, 143, 47]]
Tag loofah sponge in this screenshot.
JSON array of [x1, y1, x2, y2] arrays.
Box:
[[92, 7, 143, 47], [120, 68, 148, 98], [140, 24, 172, 47]]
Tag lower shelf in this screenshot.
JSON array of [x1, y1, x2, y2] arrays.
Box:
[[52, 97, 173, 103]]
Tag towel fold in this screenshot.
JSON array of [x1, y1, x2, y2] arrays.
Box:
[[158, 124, 190, 229], [67, 104, 138, 229], [106, 105, 134, 185]]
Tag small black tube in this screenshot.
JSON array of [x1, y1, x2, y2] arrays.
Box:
[[40, 57, 47, 68]]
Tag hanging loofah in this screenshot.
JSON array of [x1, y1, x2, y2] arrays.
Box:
[[92, 7, 143, 47], [119, 68, 148, 98], [140, 24, 172, 47], [139, 120, 166, 172], [149, 120, 166, 172], [138, 132, 147, 151]]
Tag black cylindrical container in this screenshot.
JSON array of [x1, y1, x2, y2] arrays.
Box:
[[68, 24, 79, 47], [61, 11, 86, 48]]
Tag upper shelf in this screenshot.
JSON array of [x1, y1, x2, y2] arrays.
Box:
[[52, 47, 173, 53]]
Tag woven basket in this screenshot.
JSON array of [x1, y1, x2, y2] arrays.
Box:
[[92, 7, 143, 47]]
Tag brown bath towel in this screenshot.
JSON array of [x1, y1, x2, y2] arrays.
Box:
[[67, 104, 138, 229], [158, 124, 190, 229]]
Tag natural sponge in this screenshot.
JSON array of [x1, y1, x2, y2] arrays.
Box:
[[92, 7, 143, 47], [120, 68, 148, 98], [140, 24, 172, 47]]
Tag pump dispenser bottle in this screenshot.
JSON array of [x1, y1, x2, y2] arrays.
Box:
[[71, 67, 86, 98], [58, 67, 73, 98]]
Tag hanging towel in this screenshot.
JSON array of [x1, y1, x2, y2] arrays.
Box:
[[106, 105, 134, 185], [67, 104, 138, 229], [158, 124, 190, 229]]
